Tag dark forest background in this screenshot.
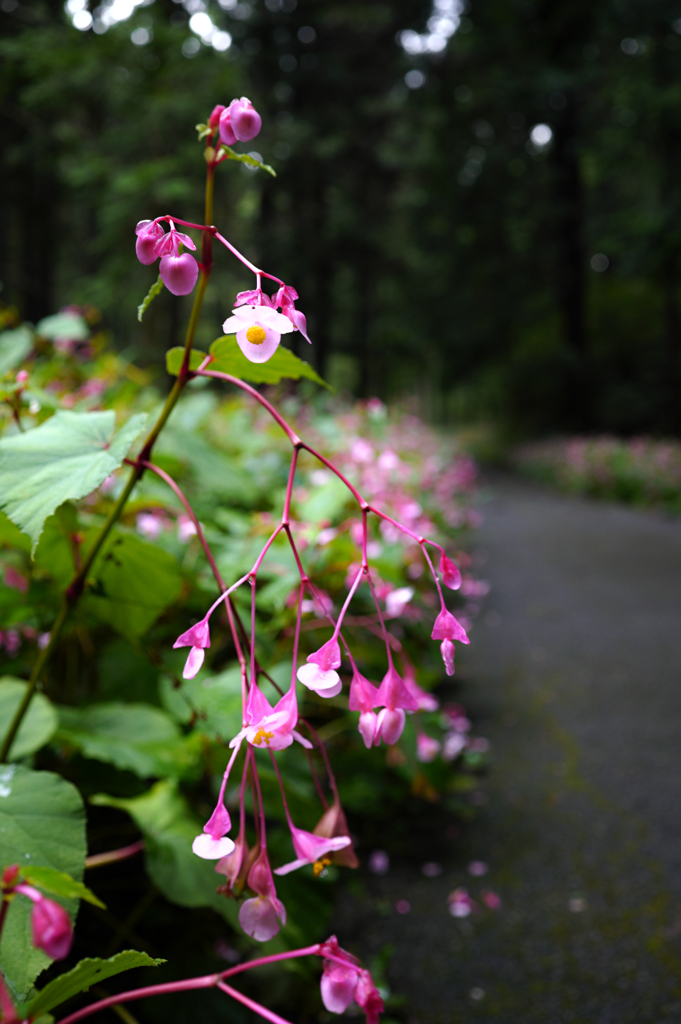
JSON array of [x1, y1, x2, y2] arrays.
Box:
[[2, 0, 681, 436]]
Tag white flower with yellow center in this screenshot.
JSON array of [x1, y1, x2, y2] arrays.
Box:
[[222, 304, 294, 363]]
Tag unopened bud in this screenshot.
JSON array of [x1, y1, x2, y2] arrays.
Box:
[[16, 370, 29, 385], [31, 897, 73, 960], [1, 864, 19, 889], [229, 97, 262, 142], [209, 104, 225, 129]]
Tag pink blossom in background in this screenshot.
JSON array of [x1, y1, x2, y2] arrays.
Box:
[[416, 733, 441, 763], [482, 890, 502, 910], [395, 900, 411, 914], [136, 512, 165, 540], [385, 586, 414, 617], [468, 860, 488, 877], [177, 514, 198, 542], [442, 732, 467, 761], [4, 566, 28, 592], [448, 887, 475, 918], [368, 850, 390, 875]]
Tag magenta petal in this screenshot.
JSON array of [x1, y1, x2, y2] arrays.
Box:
[[31, 898, 73, 961], [229, 97, 262, 141], [376, 707, 406, 745], [440, 553, 462, 590], [136, 233, 160, 265], [160, 254, 199, 296], [348, 668, 380, 712], [358, 711, 378, 748], [174, 619, 210, 649], [183, 647, 205, 679], [205, 800, 231, 840], [239, 896, 282, 942], [307, 637, 341, 671], [321, 964, 359, 1014], [441, 639, 456, 676], [218, 108, 238, 146], [376, 665, 420, 712], [290, 308, 311, 343], [431, 608, 470, 644]]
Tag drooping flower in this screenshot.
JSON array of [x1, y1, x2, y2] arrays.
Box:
[[275, 283, 311, 343], [354, 968, 385, 1024], [297, 638, 342, 698], [385, 587, 414, 617], [321, 962, 359, 1014], [153, 224, 196, 259], [448, 886, 475, 918], [274, 821, 351, 876], [159, 254, 199, 296], [15, 884, 73, 961], [312, 797, 359, 869], [173, 619, 210, 679], [348, 667, 380, 748], [222, 303, 294, 364], [416, 733, 440, 763], [229, 683, 312, 751], [373, 664, 420, 746], [439, 552, 462, 590], [215, 825, 249, 891], [229, 97, 262, 141], [431, 608, 470, 645], [239, 847, 286, 942], [192, 800, 235, 860], [135, 219, 165, 265]]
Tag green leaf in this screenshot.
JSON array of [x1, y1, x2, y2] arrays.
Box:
[[0, 326, 33, 376], [0, 679, 58, 761], [209, 335, 331, 389], [220, 146, 276, 176], [165, 347, 209, 376], [159, 665, 242, 741], [91, 781, 238, 925], [137, 274, 164, 322], [35, 313, 89, 343], [0, 410, 147, 553], [0, 767, 86, 1000], [0, 512, 30, 552], [56, 703, 200, 779], [82, 529, 183, 640], [19, 951, 165, 1020], [20, 866, 105, 909]]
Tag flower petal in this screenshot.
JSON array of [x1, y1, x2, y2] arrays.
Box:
[[192, 833, 236, 859]]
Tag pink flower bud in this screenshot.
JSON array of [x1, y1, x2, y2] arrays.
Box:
[[218, 107, 238, 146], [16, 370, 29, 384], [431, 608, 469, 644], [416, 733, 440, 763], [135, 220, 164, 265], [376, 664, 420, 712], [31, 897, 73, 960], [321, 962, 359, 1014], [229, 97, 262, 141], [209, 103, 226, 128], [307, 637, 341, 671], [358, 711, 379, 748], [439, 553, 462, 590], [354, 969, 384, 1022], [159, 253, 199, 296]]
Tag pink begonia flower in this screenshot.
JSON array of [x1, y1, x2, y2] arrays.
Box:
[[135, 219, 164, 264], [229, 96, 262, 141], [15, 884, 73, 961], [385, 586, 414, 617], [373, 665, 421, 746], [468, 860, 488, 876], [274, 823, 351, 876], [239, 848, 286, 942], [354, 968, 385, 1024], [218, 106, 238, 145], [442, 731, 467, 761], [297, 637, 342, 698], [222, 303, 294, 364], [136, 512, 164, 540], [431, 608, 470, 645], [348, 667, 381, 748], [402, 665, 439, 711], [235, 288, 274, 307], [209, 103, 225, 129], [448, 887, 475, 918], [173, 618, 210, 680], [375, 708, 405, 746], [153, 225, 196, 259], [159, 253, 199, 296], [4, 566, 28, 593], [441, 638, 455, 676], [482, 889, 502, 910], [321, 962, 359, 1014], [439, 552, 462, 590], [177, 514, 198, 542], [192, 800, 234, 860], [416, 733, 440, 763], [313, 798, 359, 868], [229, 682, 312, 751]]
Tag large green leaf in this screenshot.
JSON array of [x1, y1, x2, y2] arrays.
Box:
[[0, 326, 33, 376], [208, 335, 330, 388], [20, 866, 105, 909], [35, 313, 89, 343], [19, 950, 164, 1020], [0, 411, 147, 552], [165, 347, 209, 376], [82, 529, 183, 640], [0, 767, 86, 1000], [0, 678, 58, 761], [91, 781, 237, 925], [56, 703, 201, 779]]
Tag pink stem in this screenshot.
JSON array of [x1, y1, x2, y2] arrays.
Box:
[[421, 542, 446, 610], [214, 231, 263, 276], [366, 505, 424, 545], [218, 944, 320, 979], [55, 976, 220, 1024], [84, 840, 144, 869], [332, 567, 364, 641], [250, 579, 257, 700], [155, 216, 215, 232], [268, 749, 295, 832], [282, 449, 299, 525], [250, 524, 284, 577], [364, 570, 394, 670], [290, 581, 305, 687], [250, 748, 268, 849], [216, 981, 294, 1024], [304, 747, 329, 810], [299, 443, 367, 508], [299, 719, 340, 804], [284, 525, 307, 582], [216, 742, 242, 809]]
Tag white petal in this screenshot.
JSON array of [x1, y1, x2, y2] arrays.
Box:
[[192, 833, 236, 859]]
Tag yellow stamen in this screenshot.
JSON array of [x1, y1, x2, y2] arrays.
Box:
[[246, 325, 267, 345], [313, 857, 332, 878], [252, 728, 274, 746]]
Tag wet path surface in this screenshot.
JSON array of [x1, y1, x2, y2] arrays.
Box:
[[336, 474, 681, 1023]]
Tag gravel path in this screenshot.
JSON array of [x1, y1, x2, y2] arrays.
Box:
[[337, 474, 681, 1023]]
